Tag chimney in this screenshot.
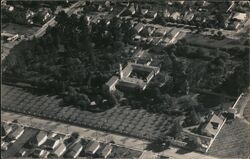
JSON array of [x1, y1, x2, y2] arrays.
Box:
[[119, 64, 123, 79]]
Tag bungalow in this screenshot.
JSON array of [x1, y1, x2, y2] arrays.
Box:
[[29, 131, 48, 147], [183, 12, 194, 22], [8, 126, 24, 140], [171, 12, 181, 21], [128, 5, 136, 15], [105, 76, 119, 91], [1, 141, 9, 151], [153, 27, 170, 37], [201, 113, 224, 137], [1, 123, 12, 137], [85, 141, 100, 155], [141, 9, 148, 15], [98, 144, 112, 158], [163, 9, 171, 18], [140, 26, 155, 37], [16, 148, 28, 157], [134, 23, 144, 33], [42, 138, 60, 150], [65, 142, 83, 158], [145, 11, 158, 19], [232, 12, 247, 22], [51, 142, 66, 157], [33, 148, 48, 158]]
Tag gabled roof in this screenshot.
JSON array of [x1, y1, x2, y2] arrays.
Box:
[[101, 144, 112, 158], [232, 12, 247, 21], [202, 114, 223, 137], [134, 23, 144, 33], [85, 141, 100, 154], [1, 123, 12, 136]]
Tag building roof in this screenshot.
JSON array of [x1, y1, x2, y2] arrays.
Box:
[[106, 76, 119, 88], [145, 11, 158, 18], [203, 114, 224, 137], [154, 27, 170, 37], [134, 23, 144, 33], [101, 144, 112, 158], [140, 26, 155, 36], [52, 142, 66, 157], [1, 123, 12, 136], [128, 5, 136, 14], [232, 12, 247, 21], [66, 142, 83, 158], [171, 12, 181, 20], [33, 131, 47, 145], [183, 12, 194, 22], [85, 141, 100, 154], [8, 126, 24, 140], [43, 138, 60, 149]]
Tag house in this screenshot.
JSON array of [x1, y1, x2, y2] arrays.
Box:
[[65, 142, 83, 158], [201, 113, 224, 137], [30, 131, 48, 146], [1, 123, 12, 137], [8, 125, 24, 140], [1, 141, 9, 151], [134, 23, 144, 33], [141, 9, 148, 15], [33, 148, 48, 158], [35, 8, 52, 23], [153, 27, 170, 37], [183, 12, 194, 22], [42, 138, 60, 150], [145, 11, 158, 19], [98, 144, 112, 158], [232, 12, 247, 22], [151, 37, 163, 46], [231, 21, 241, 30], [51, 142, 66, 157], [128, 5, 136, 15], [105, 76, 119, 91], [171, 12, 181, 21], [85, 141, 100, 155], [140, 26, 155, 37], [16, 148, 28, 157], [163, 9, 171, 18]]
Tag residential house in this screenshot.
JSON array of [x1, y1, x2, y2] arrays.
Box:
[[128, 5, 136, 15], [232, 12, 247, 22], [151, 37, 163, 46], [163, 9, 171, 18], [183, 12, 194, 22], [29, 131, 48, 147], [145, 11, 158, 19], [140, 26, 155, 37], [201, 113, 224, 137], [42, 138, 60, 150], [153, 27, 170, 37], [1, 141, 9, 151], [33, 148, 49, 158], [85, 141, 100, 155], [105, 76, 119, 91], [51, 142, 66, 157], [170, 12, 181, 21], [1, 123, 12, 137], [141, 9, 148, 15], [134, 23, 144, 33], [98, 144, 112, 158], [8, 125, 24, 140], [34, 8, 52, 23], [65, 142, 83, 158], [16, 148, 28, 157]]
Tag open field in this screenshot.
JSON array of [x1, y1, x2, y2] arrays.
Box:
[[207, 118, 250, 158], [2, 84, 173, 141], [2, 23, 40, 37]]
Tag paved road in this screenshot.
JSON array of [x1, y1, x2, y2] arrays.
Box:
[[1, 127, 38, 158], [1, 111, 218, 159]]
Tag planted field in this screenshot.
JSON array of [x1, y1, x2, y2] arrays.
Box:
[[2, 84, 174, 141], [207, 118, 250, 158]]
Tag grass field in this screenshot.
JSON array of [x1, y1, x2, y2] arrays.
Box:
[[207, 118, 250, 158], [2, 84, 174, 141]]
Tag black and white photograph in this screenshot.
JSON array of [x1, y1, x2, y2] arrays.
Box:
[[1, 0, 250, 158]]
